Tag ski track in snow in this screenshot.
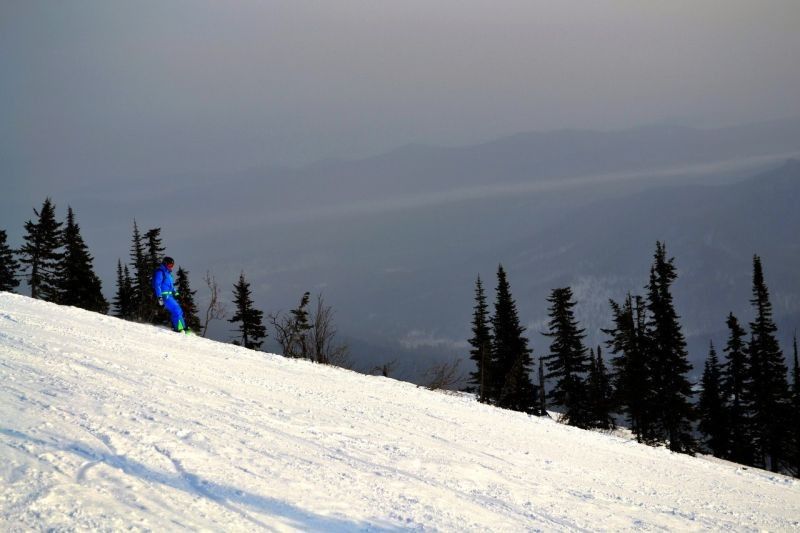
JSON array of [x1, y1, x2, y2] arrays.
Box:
[[1, 293, 799, 531]]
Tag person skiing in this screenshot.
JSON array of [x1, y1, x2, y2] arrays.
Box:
[[152, 256, 189, 334]]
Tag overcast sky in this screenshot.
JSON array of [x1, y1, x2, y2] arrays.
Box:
[[3, 0, 800, 182]]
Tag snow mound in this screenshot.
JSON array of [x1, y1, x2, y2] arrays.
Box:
[[1, 293, 798, 531]]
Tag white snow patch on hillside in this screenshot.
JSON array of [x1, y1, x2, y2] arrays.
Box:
[[1, 293, 798, 531]]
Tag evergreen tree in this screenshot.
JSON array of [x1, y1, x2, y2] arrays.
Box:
[[604, 294, 653, 442], [18, 198, 63, 301], [59, 207, 108, 313], [542, 286, 592, 427], [490, 265, 538, 414], [644, 242, 695, 454], [0, 229, 20, 291], [537, 355, 547, 416], [698, 342, 729, 457], [142, 227, 166, 323], [287, 292, 313, 358], [721, 312, 752, 465], [144, 228, 165, 269], [790, 334, 800, 478], [112, 259, 135, 319], [128, 220, 149, 320], [175, 267, 201, 332], [229, 272, 266, 350], [587, 346, 615, 430], [745, 255, 790, 472], [467, 275, 493, 402]]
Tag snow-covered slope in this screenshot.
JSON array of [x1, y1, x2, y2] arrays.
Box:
[[1, 293, 798, 531]]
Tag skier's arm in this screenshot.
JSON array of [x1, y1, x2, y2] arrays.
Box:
[[153, 269, 164, 298]]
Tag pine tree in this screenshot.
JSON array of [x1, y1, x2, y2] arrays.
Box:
[[587, 346, 615, 430], [721, 312, 752, 465], [0, 229, 20, 291], [128, 220, 149, 320], [142, 227, 166, 323], [112, 259, 135, 319], [18, 198, 64, 301], [537, 355, 547, 416], [229, 272, 266, 350], [644, 242, 695, 454], [287, 292, 313, 358], [745, 255, 790, 472], [59, 207, 108, 313], [542, 286, 592, 427], [604, 294, 653, 442], [490, 265, 538, 414], [789, 334, 800, 478], [698, 342, 729, 457], [467, 275, 493, 402], [175, 267, 201, 332]]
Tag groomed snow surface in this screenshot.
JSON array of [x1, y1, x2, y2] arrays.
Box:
[[1, 293, 798, 531]]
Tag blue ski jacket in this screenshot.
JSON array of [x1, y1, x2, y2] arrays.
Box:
[[152, 264, 177, 299]]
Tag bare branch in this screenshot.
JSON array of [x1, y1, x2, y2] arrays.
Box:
[[424, 358, 465, 391], [201, 270, 226, 337]]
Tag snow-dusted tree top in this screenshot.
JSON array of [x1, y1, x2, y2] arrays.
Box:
[[1, 293, 798, 531]]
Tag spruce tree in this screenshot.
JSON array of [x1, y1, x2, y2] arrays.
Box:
[[537, 355, 547, 416], [587, 346, 615, 430], [18, 198, 64, 301], [112, 259, 135, 319], [490, 265, 538, 414], [128, 220, 149, 320], [289, 291, 313, 358], [142, 227, 166, 323], [790, 334, 800, 478], [0, 229, 20, 291], [229, 272, 266, 350], [745, 255, 790, 472], [721, 313, 752, 465], [542, 286, 592, 427], [467, 275, 493, 402], [604, 294, 653, 442], [59, 207, 108, 313], [698, 342, 729, 457], [175, 267, 201, 332], [644, 242, 695, 454]]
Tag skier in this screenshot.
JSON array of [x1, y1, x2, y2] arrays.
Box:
[[152, 256, 189, 334]]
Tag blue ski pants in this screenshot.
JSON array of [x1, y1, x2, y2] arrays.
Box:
[[163, 295, 186, 331]]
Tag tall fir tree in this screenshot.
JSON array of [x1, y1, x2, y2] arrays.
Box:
[[59, 207, 108, 313], [175, 267, 201, 332], [537, 355, 547, 416], [745, 255, 790, 472], [0, 229, 20, 291], [229, 272, 267, 350], [467, 275, 493, 403], [604, 294, 653, 442], [128, 220, 149, 320], [586, 346, 615, 430], [721, 312, 752, 465], [112, 259, 135, 319], [790, 334, 800, 478], [288, 291, 313, 359], [644, 242, 695, 454], [18, 198, 63, 301], [698, 342, 729, 457], [542, 286, 592, 428], [490, 265, 538, 414], [142, 227, 166, 323]]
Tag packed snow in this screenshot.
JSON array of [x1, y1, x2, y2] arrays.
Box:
[[1, 293, 798, 531]]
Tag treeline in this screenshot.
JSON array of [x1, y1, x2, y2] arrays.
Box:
[[0, 198, 351, 369], [468, 242, 799, 477]]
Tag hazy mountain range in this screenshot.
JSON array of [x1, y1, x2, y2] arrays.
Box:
[[3, 118, 800, 382]]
